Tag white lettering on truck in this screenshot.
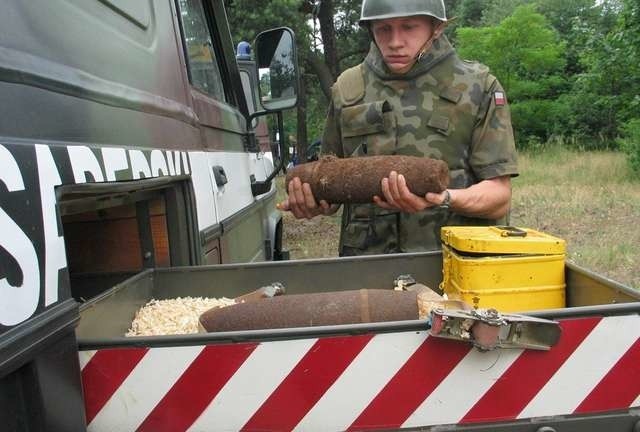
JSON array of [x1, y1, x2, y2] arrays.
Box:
[[166, 151, 186, 176], [151, 150, 169, 176], [102, 147, 129, 182], [36, 145, 68, 307], [0, 145, 40, 326], [1, 144, 199, 326], [68, 146, 105, 183], [129, 150, 152, 179]]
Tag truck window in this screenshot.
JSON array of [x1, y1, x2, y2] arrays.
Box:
[[240, 70, 257, 114], [176, 0, 226, 101]]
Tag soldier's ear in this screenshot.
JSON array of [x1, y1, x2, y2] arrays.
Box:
[[432, 18, 448, 39]]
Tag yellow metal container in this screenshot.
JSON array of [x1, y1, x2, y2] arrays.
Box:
[[440, 226, 566, 312]]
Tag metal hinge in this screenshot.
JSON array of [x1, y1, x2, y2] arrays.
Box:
[[243, 133, 259, 152]]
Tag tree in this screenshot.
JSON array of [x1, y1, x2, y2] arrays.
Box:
[[452, 0, 490, 27], [567, 0, 640, 145], [534, 0, 603, 76], [609, 0, 640, 122], [318, 0, 338, 80], [457, 5, 565, 95], [456, 5, 566, 143], [305, 0, 369, 101], [294, 0, 370, 150], [481, 0, 531, 26]]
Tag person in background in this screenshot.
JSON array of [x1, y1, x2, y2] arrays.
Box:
[[278, 0, 519, 256]]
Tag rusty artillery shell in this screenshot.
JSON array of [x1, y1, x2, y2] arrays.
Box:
[[285, 155, 449, 204], [199, 289, 419, 332]]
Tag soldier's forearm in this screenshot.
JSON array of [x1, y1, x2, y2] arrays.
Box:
[[448, 176, 512, 219]]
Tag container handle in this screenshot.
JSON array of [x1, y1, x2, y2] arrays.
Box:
[[494, 226, 528, 238]]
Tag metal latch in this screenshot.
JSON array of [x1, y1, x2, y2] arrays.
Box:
[[493, 225, 528, 237], [429, 308, 561, 351], [394, 274, 417, 291]]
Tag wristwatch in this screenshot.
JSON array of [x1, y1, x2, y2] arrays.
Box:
[[440, 190, 452, 209]]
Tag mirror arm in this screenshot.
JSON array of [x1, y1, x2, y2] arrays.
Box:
[[251, 111, 286, 196], [248, 109, 269, 125]]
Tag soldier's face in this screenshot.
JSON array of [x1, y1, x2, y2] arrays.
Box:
[[371, 16, 436, 74]]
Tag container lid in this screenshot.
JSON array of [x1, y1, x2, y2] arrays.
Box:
[[441, 226, 566, 255]]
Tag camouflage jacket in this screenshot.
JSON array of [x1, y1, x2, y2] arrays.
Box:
[[321, 36, 519, 256]]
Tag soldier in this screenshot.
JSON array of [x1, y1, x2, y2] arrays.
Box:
[[278, 0, 519, 255]]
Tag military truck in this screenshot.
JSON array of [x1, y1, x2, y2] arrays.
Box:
[[2, 1, 640, 432], [0, 0, 296, 429]]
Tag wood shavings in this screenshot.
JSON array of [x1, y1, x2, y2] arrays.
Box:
[[126, 296, 235, 336]]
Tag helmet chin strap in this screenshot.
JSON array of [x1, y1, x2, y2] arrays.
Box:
[[415, 22, 447, 61]]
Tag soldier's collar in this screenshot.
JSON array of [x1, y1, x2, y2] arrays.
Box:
[[365, 35, 455, 81]]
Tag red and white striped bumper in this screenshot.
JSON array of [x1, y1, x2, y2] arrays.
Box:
[[79, 314, 640, 431]]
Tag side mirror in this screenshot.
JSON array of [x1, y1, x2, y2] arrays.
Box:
[[255, 28, 298, 111]]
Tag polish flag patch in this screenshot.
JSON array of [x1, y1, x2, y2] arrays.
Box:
[[494, 91, 506, 106]]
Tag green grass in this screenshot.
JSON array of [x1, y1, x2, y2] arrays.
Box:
[[511, 147, 640, 289], [279, 149, 640, 289], [277, 175, 342, 259]]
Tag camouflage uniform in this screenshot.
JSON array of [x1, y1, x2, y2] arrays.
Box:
[[321, 36, 519, 256]]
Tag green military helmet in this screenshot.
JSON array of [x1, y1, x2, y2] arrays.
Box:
[[359, 0, 447, 25]]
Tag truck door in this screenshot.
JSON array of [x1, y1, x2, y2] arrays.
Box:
[[175, 0, 275, 264]]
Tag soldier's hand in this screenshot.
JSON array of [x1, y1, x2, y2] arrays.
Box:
[[374, 171, 439, 213], [277, 177, 339, 219]]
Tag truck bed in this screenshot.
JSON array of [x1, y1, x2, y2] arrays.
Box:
[[76, 252, 640, 432]]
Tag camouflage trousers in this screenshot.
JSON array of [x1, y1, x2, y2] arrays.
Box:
[[339, 203, 503, 256]]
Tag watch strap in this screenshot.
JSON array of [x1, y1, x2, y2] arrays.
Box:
[[440, 189, 451, 209]]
